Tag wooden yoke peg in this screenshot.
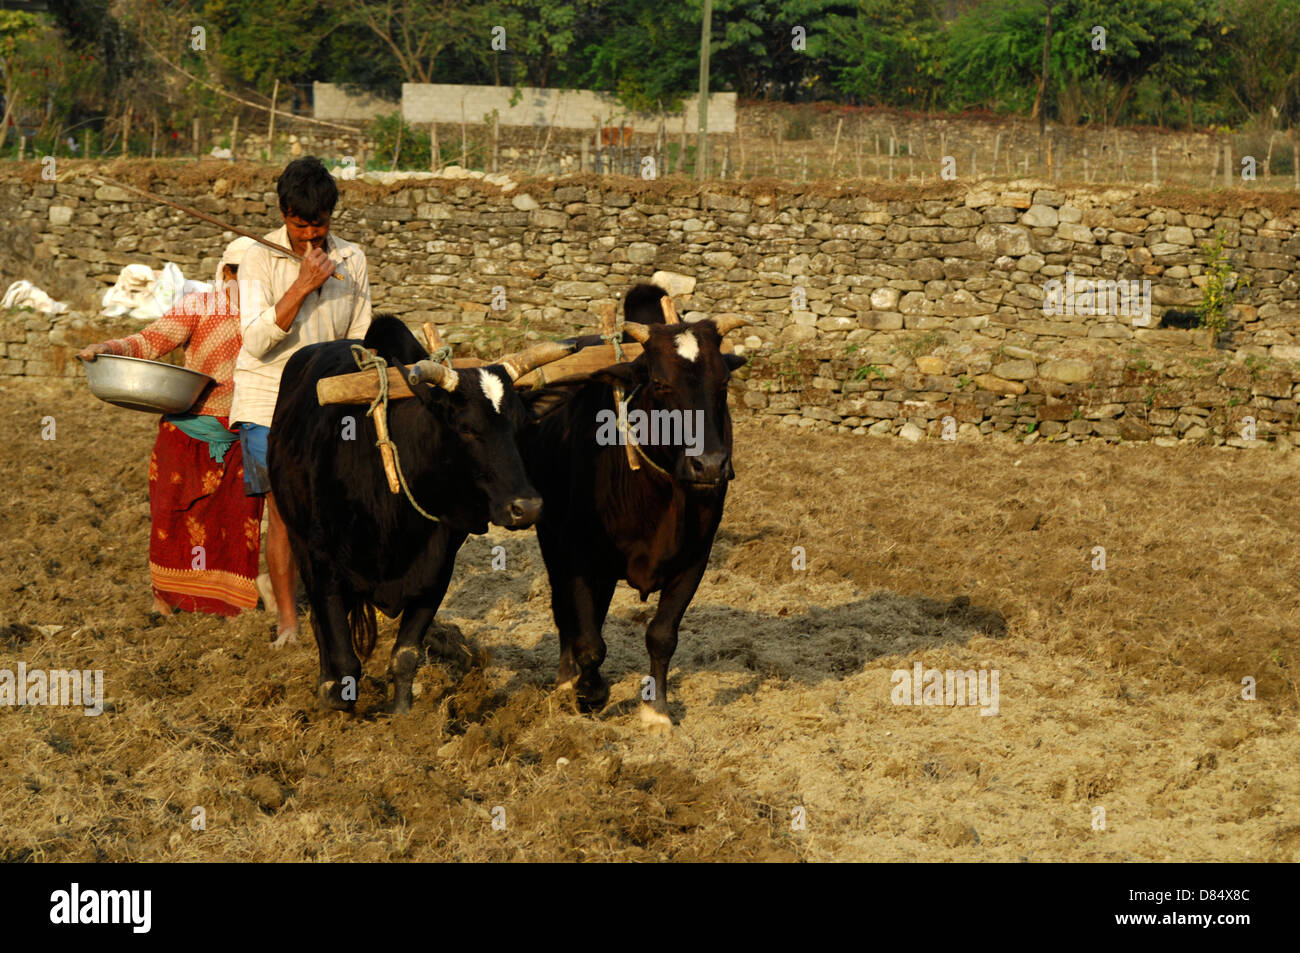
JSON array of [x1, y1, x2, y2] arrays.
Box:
[[601, 300, 640, 471]]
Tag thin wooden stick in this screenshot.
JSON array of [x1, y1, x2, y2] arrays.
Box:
[[85, 174, 344, 280], [137, 34, 361, 133]]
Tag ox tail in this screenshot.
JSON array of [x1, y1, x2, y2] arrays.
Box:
[[349, 600, 378, 661]]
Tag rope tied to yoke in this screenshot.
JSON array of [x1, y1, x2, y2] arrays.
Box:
[[349, 344, 440, 522], [599, 328, 627, 363], [612, 382, 672, 480]]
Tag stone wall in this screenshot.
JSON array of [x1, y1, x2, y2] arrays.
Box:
[[4, 166, 1300, 448]]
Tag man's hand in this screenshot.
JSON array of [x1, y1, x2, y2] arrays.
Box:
[[295, 247, 334, 293], [275, 248, 334, 331], [77, 343, 110, 362]]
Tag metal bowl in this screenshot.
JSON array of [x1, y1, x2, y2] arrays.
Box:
[[81, 353, 215, 414]]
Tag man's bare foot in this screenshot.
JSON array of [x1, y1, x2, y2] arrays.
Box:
[[152, 597, 173, 615], [270, 621, 299, 648]]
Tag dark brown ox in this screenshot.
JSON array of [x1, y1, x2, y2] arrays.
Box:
[[522, 312, 749, 727], [269, 316, 572, 713]]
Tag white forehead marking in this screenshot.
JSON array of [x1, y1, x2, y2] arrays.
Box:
[[479, 371, 504, 413], [675, 330, 699, 362]]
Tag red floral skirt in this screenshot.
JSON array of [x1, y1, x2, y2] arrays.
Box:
[[147, 417, 264, 616]]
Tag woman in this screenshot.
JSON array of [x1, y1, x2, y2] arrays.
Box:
[[78, 237, 265, 617]]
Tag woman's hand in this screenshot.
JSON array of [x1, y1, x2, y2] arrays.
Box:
[[77, 343, 111, 362]]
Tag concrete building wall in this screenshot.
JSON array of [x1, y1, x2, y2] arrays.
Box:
[[313, 82, 399, 122], [400, 84, 736, 134]]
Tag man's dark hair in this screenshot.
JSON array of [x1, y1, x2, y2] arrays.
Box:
[[277, 156, 338, 222]]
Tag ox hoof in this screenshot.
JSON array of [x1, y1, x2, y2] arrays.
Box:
[[639, 703, 673, 733], [316, 680, 356, 713], [575, 675, 609, 714], [388, 687, 414, 715]]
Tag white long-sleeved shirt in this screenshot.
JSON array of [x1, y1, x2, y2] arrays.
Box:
[[230, 225, 372, 428]]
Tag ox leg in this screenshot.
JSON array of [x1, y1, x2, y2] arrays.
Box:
[[308, 587, 361, 712], [641, 558, 709, 729], [552, 570, 616, 713], [388, 559, 456, 714], [388, 604, 433, 715]]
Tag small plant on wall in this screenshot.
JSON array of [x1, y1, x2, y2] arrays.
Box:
[[1197, 230, 1251, 350]]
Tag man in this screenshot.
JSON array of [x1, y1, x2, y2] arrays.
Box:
[[230, 156, 372, 647]]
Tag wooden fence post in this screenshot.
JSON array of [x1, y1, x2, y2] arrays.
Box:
[[492, 110, 499, 173], [680, 113, 688, 175], [268, 79, 279, 157], [830, 117, 843, 176]]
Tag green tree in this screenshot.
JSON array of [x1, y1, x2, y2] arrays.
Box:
[[942, 0, 1049, 114], [0, 11, 44, 150], [823, 0, 944, 108], [344, 0, 478, 84], [577, 0, 698, 110], [943, 0, 1224, 126], [203, 0, 344, 93], [1221, 0, 1300, 125], [704, 0, 854, 101], [2, 9, 109, 153], [476, 1, 598, 88]]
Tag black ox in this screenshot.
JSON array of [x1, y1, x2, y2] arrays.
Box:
[[268, 316, 571, 712], [523, 290, 749, 727]]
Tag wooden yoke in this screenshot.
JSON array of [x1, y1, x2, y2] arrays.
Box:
[[318, 316, 636, 405], [602, 301, 641, 471]]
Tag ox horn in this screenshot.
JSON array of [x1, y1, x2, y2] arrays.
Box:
[[496, 340, 577, 382], [620, 322, 652, 344], [712, 315, 752, 336], [408, 359, 459, 391]]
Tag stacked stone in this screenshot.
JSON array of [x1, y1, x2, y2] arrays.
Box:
[[4, 172, 1300, 446]]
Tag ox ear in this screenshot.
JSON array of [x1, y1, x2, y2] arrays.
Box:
[[590, 361, 644, 390], [523, 387, 571, 420], [723, 353, 748, 375]]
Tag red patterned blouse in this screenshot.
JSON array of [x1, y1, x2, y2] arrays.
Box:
[[99, 291, 242, 419]]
